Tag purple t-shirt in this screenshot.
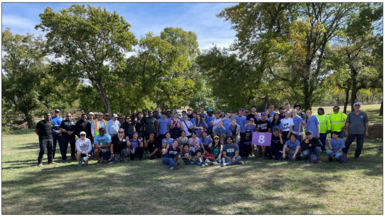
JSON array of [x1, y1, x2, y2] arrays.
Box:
[[129, 139, 141, 149], [163, 146, 180, 159]]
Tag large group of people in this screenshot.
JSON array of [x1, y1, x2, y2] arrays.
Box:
[[35, 102, 369, 170]]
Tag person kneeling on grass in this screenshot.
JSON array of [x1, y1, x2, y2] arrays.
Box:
[[94, 127, 112, 166], [193, 149, 206, 167], [302, 130, 322, 160], [203, 147, 215, 165], [221, 136, 244, 167], [128, 132, 144, 161], [327, 131, 346, 162], [162, 140, 180, 171], [76, 131, 92, 167], [282, 134, 301, 160], [145, 133, 160, 160], [240, 130, 253, 158], [181, 144, 194, 165], [109, 128, 130, 164]]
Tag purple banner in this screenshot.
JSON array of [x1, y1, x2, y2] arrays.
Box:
[[252, 132, 272, 146]]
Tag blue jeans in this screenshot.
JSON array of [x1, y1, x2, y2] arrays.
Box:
[[266, 146, 280, 158], [193, 161, 204, 166], [303, 147, 321, 159], [162, 157, 176, 168], [326, 150, 343, 160], [222, 156, 241, 165], [52, 133, 63, 159], [319, 133, 327, 151], [331, 130, 344, 139], [344, 134, 365, 158]]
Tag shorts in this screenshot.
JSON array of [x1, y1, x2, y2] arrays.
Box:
[[80, 153, 88, 157], [290, 149, 296, 154], [101, 151, 111, 161]]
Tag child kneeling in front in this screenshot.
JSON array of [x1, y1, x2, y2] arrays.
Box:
[[203, 147, 215, 165], [162, 140, 180, 171], [193, 149, 206, 167], [327, 131, 346, 161], [181, 144, 194, 165]]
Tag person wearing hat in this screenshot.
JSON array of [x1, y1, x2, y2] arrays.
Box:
[[91, 112, 107, 139], [256, 112, 272, 157], [240, 130, 253, 158], [235, 108, 247, 136], [76, 131, 92, 167], [75, 113, 92, 140], [59, 113, 77, 161], [293, 103, 306, 119], [316, 108, 330, 152], [106, 113, 121, 137], [205, 109, 215, 134], [343, 102, 369, 159], [104, 113, 110, 122], [94, 127, 112, 165], [51, 109, 63, 159], [278, 107, 285, 120], [243, 109, 249, 118], [327, 105, 347, 139], [35, 112, 57, 166]]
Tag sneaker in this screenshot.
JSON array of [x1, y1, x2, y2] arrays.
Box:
[[78, 163, 82, 167], [239, 161, 244, 165], [205, 163, 209, 166], [213, 162, 219, 165], [170, 167, 175, 171], [328, 157, 332, 162], [38, 164, 43, 167], [208, 162, 213, 166], [201, 164, 206, 167], [300, 153, 304, 157], [108, 161, 115, 164], [95, 161, 101, 166], [223, 162, 228, 166]]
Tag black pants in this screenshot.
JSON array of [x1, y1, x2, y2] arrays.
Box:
[[38, 138, 53, 164], [148, 151, 160, 159], [52, 133, 63, 159], [240, 145, 253, 157], [266, 146, 280, 158], [62, 135, 76, 160], [130, 147, 144, 160], [282, 131, 290, 143]]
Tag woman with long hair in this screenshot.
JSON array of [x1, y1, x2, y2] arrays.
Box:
[[170, 113, 182, 139], [193, 114, 207, 138]]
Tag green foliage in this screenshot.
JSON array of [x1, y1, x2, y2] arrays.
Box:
[[188, 79, 217, 111]]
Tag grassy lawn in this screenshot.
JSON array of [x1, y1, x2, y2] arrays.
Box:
[[2, 129, 383, 214]]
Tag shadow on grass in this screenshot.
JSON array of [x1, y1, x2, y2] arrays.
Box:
[[3, 129, 35, 136]]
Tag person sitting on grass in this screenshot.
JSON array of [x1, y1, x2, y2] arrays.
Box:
[[302, 130, 322, 160], [203, 147, 215, 165], [128, 132, 144, 161], [211, 136, 223, 164], [282, 133, 301, 160], [240, 130, 253, 158], [94, 127, 112, 166], [145, 133, 160, 160], [181, 144, 194, 165], [76, 131, 92, 167], [109, 128, 130, 164], [162, 140, 180, 171], [189, 132, 200, 154], [193, 149, 206, 167], [327, 131, 346, 162], [266, 128, 284, 159], [221, 136, 244, 167], [200, 131, 212, 150], [162, 132, 174, 152]]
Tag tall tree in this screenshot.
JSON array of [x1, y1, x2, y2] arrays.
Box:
[[35, 4, 138, 117]]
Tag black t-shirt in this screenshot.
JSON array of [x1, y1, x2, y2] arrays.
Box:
[[36, 120, 53, 140], [246, 114, 258, 124], [147, 140, 159, 153], [135, 118, 146, 134], [60, 119, 76, 133], [271, 135, 283, 150], [181, 150, 192, 164], [111, 135, 128, 153], [257, 120, 272, 132], [75, 119, 91, 138], [241, 137, 252, 147], [187, 114, 194, 120]]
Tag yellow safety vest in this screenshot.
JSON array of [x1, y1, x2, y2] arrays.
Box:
[[328, 112, 347, 132], [93, 119, 107, 136], [315, 114, 329, 134]]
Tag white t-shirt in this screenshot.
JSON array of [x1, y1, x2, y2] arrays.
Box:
[[76, 138, 92, 153], [212, 118, 222, 128], [181, 120, 193, 137], [281, 118, 294, 132]]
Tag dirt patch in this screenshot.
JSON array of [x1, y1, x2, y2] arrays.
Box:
[[369, 124, 383, 139]]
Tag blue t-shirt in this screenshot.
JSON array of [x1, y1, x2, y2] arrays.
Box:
[[222, 119, 232, 130], [162, 138, 174, 147], [329, 138, 345, 153], [306, 116, 320, 137], [243, 124, 257, 133], [269, 111, 276, 117], [200, 136, 212, 147], [235, 115, 247, 131], [193, 120, 207, 137], [222, 144, 239, 158], [214, 126, 227, 136], [205, 115, 215, 131], [94, 134, 112, 152], [51, 116, 63, 133], [292, 116, 304, 133], [227, 124, 240, 136], [129, 139, 141, 150], [271, 121, 283, 132], [285, 139, 300, 150], [190, 118, 196, 125], [158, 118, 170, 135], [163, 146, 180, 159]]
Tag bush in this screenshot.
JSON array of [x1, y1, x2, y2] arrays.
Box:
[[2, 126, 10, 134]]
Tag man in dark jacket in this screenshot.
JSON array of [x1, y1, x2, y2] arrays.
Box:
[[75, 114, 92, 140], [302, 130, 322, 159], [59, 113, 76, 161]]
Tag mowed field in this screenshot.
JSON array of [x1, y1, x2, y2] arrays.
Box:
[[2, 104, 383, 214]]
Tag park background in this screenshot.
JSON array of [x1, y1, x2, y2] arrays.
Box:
[[2, 2, 383, 214]]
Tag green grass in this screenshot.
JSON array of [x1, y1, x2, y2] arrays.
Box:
[[2, 129, 383, 214]]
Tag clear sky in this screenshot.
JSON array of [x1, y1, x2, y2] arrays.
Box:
[[2, 2, 238, 51]]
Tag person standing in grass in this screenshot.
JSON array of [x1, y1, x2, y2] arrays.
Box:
[[76, 131, 92, 167], [221, 136, 244, 167], [170, 113, 182, 139], [281, 111, 294, 142], [94, 127, 112, 166], [109, 128, 130, 164], [327, 131, 346, 161], [51, 109, 63, 159], [162, 140, 180, 171], [316, 108, 329, 152], [266, 128, 284, 159], [291, 110, 304, 147], [35, 112, 57, 166], [158, 112, 170, 146], [180, 114, 194, 139], [303, 109, 320, 138], [145, 133, 160, 160], [282, 134, 301, 160], [235, 108, 247, 136], [59, 112, 77, 161]]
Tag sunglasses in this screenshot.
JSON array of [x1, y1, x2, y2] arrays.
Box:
[[215, 138, 219, 140], [67, 116, 72, 117], [80, 134, 86, 136], [118, 131, 124, 133]]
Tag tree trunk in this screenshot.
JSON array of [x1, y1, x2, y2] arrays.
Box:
[[25, 112, 33, 129], [343, 82, 351, 114], [303, 80, 312, 111], [380, 101, 383, 116], [264, 96, 269, 110], [350, 68, 358, 112], [94, 80, 112, 117]]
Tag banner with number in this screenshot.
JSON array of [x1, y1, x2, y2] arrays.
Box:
[[252, 132, 272, 146]]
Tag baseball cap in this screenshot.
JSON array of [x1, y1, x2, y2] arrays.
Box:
[[354, 102, 361, 106], [244, 110, 249, 113], [99, 127, 105, 132], [245, 130, 251, 133], [229, 111, 234, 113], [207, 109, 213, 112], [133, 132, 138, 135], [239, 108, 244, 111], [226, 113, 230, 116], [54, 109, 60, 112], [80, 131, 86, 135], [88, 112, 94, 115], [261, 112, 266, 116], [105, 113, 109, 116], [119, 114, 124, 118], [112, 113, 118, 118], [214, 136, 219, 139], [249, 118, 254, 121]]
